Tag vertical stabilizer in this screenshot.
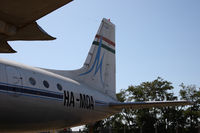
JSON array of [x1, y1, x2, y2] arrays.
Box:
[[75, 18, 116, 99], [46, 18, 116, 99]]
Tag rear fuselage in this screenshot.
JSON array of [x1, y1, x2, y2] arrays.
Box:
[[0, 58, 117, 132]]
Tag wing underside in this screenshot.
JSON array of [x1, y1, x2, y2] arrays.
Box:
[[109, 101, 193, 110], [0, 0, 73, 53], [0, 0, 72, 26]]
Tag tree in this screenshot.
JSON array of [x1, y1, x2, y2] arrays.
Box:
[[126, 77, 178, 133], [84, 78, 200, 133], [179, 83, 200, 133]]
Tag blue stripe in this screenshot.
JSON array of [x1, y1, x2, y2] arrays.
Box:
[[79, 37, 105, 86], [0, 90, 63, 101], [0, 82, 62, 95], [0, 83, 63, 101]]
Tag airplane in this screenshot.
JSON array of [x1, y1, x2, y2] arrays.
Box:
[[0, 0, 192, 132]]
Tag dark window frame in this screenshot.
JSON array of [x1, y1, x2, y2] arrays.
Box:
[[56, 83, 63, 91], [43, 80, 49, 88], [29, 77, 36, 86]]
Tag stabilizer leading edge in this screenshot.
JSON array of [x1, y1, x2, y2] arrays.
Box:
[[109, 100, 193, 110]]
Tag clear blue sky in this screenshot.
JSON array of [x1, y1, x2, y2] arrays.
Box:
[[1, 0, 200, 95]]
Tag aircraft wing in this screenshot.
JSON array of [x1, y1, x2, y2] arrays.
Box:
[[0, 0, 73, 53], [0, 0, 72, 26], [109, 100, 193, 110]]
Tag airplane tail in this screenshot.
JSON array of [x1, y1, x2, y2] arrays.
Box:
[[74, 18, 116, 99], [45, 18, 116, 99]]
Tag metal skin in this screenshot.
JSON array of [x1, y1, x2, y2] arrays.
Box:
[[0, 17, 192, 133], [0, 59, 118, 132], [0, 1, 192, 133], [0, 0, 72, 53], [0, 18, 118, 132]]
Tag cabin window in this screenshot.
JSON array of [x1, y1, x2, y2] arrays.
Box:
[[57, 83, 63, 91], [29, 77, 36, 86], [43, 80, 49, 88]]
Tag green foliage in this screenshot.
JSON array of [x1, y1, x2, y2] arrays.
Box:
[[179, 83, 200, 132], [85, 77, 200, 133]]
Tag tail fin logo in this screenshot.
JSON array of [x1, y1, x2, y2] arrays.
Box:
[[79, 36, 105, 85]]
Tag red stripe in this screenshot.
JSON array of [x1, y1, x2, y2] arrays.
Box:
[[95, 35, 115, 47]]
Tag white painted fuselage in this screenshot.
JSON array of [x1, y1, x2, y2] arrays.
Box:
[[0, 58, 118, 132], [0, 18, 190, 133]]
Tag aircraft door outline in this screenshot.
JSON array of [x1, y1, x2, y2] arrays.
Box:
[[6, 66, 23, 96]]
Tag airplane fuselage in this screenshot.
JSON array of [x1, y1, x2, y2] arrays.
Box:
[[0, 16, 190, 133], [0, 58, 118, 132]]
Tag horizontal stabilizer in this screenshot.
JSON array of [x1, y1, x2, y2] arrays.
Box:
[[109, 100, 193, 110], [7, 22, 56, 41], [0, 40, 16, 53]]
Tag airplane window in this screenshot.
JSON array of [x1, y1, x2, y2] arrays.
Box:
[[29, 77, 36, 86], [43, 80, 49, 88], [57, 83, 62, 91]]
